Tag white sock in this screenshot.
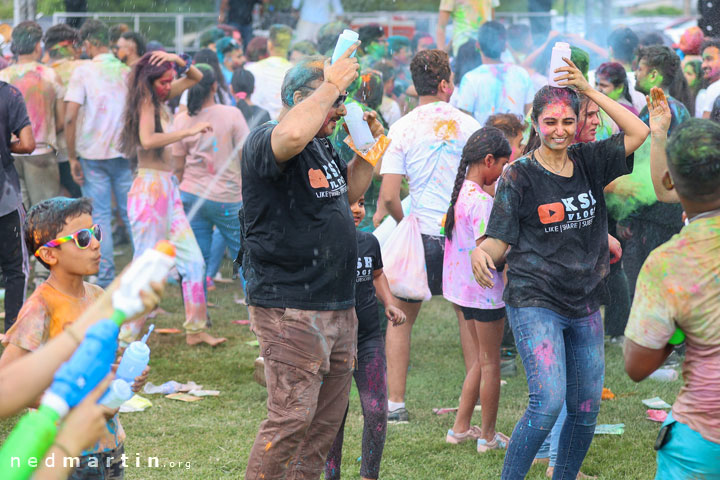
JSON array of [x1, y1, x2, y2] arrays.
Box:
[[388, 401, 405, 411]]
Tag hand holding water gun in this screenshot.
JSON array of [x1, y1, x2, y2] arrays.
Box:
[[0, 241, 176, 480], [0, 319, 121, 479]]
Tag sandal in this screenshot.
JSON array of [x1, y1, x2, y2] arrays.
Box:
[[477, 432, 510, 453], [446, 426, 483, 444]]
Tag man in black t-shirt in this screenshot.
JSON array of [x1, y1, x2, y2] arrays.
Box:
[[242, 49, 384, 480], [0, 81, 35, 332]]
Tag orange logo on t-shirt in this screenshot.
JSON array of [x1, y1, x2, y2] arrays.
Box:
[[308, 168, 330, 189], [538, 202, 565, 224]]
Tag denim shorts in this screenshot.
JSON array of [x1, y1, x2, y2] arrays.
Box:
[[397, 234, 444, 303]]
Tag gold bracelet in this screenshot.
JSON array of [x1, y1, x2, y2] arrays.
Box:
[[53, 441, 75, 458], [64, 326, 82, 345]]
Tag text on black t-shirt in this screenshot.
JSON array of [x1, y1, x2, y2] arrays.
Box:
[[485, 133, 633, 318]]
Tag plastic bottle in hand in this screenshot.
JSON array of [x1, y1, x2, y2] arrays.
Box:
[[549, 42, 572, 88], [0, 319, 119, 480], [99, 379, 134, 409], [331, 29, 359, 64], [111, 241, 176, 324], [115, 325, 153, 385], [345, 103, 375, 152]]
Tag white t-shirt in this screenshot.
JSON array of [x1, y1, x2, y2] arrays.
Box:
[[452, 63, 534, 126], [380, 101, 481, 236], [64, 54, 129, 160], [380, 96, 402, 126], [695, 89, 707, 118], [245, 56, 292, 121], [700, 80, 720, 116]]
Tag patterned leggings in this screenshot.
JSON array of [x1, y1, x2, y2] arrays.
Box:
[[325, 335, 387, 480], [120, 169, 206, 342]]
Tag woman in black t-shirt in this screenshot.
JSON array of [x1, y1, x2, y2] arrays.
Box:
[[471, 59, 649, 480]]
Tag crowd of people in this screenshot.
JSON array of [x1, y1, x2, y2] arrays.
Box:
[[0, 2, 718, 480]]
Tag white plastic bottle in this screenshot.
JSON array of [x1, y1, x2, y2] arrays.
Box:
[[112, 241, 176, 320], [345, 103, 375, 151], [99, 379, 134, 408], [549, 42, 572, 88], [648, 368, 679, 382], [331, 29, 359, 64]]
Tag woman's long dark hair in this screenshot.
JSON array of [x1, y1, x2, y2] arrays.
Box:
[[187, 64, 216, 116], [445, 127, 512, 241], [193, 48, 230, 105], [120, 52, 173, 158]]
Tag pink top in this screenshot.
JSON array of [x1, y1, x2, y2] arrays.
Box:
[[443, 180, 505, 309], [625, 216, 720, 443], [172, 104, 249, 203]]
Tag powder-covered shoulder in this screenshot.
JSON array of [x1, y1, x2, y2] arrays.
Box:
[[84, 282, 106, 300]]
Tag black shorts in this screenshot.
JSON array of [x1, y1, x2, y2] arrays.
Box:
[[461, 306, 507, 323], [396, 234, 445, 303]]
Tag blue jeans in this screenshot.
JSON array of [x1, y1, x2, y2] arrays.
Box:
[[80, 157, 133, 287], [501, 306, 604, 480], [179, 191, 242, 279], [536, 402, 568, 466], [207, 228, 227, 279]]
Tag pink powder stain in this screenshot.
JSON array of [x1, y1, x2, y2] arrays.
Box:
[[580, 399, 592, 412], [533, 339, 556, 368], [538, 101, 576, 126]]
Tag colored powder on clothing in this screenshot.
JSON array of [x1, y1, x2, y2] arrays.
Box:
[[533, 339, 556, 368]]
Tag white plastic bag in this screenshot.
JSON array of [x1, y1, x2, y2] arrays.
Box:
[[381, 214, 431, 301], [373, 196, 412, 248]]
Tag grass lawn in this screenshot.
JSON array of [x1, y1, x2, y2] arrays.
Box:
[[0, 255, 682, 479]]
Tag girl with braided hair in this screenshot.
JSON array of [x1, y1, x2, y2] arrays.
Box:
[[442, 126, 512, 451]]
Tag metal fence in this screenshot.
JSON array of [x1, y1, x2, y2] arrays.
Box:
[[52, 12, 218, 54]]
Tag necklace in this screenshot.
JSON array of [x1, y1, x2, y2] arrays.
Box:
[[535, 148, 568, 175]]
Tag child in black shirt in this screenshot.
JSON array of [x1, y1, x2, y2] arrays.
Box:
[[325, 195, 405, 480]]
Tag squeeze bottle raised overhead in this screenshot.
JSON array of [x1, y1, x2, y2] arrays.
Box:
[[549, 42, 572, 88], [331, 29, 359, 64]]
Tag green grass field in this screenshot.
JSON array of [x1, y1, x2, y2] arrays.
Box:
[[0, 256, 682, 479]]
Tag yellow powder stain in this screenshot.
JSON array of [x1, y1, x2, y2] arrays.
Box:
[[433, 119, 459, 141], [507, 95, 516, 105], [265, 442, 273, 452]]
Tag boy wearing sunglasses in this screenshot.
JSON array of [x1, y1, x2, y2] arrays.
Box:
[[0, 196, 147, 479]]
